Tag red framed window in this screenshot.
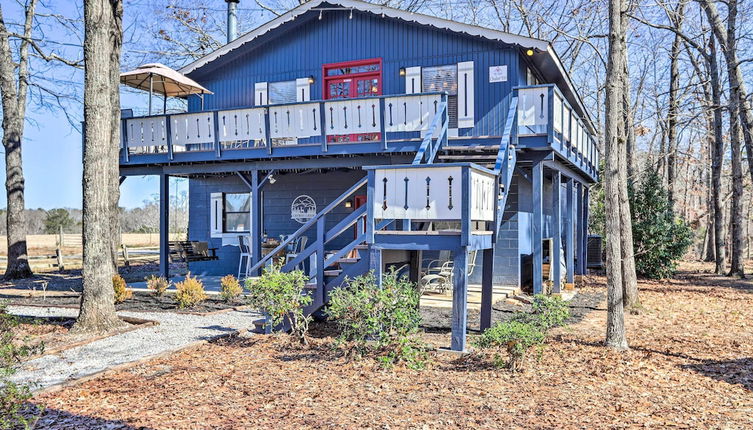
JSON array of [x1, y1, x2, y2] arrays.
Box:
[[322, 58, 382, 142]]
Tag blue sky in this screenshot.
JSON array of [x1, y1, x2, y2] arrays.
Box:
[[0, 0, 189, 210]]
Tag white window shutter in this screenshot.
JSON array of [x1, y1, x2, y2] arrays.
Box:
[[295, 78, 311, 102], [254, 82, 268, 106], [457, 61, 475, 128], [405, 67, 421, 94], [210, 193, 223, 238]]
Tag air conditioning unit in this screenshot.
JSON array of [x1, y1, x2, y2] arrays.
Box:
[[587, 235, 603, 269]]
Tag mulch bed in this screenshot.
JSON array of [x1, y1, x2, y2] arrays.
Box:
[[27, 261, 753, 429], [6, 292, 246, 316], [15, 315, 157, 359]]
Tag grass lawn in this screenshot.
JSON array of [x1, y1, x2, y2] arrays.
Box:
[[31, 262, 753, 429]]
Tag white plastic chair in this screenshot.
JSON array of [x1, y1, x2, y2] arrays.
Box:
[[420, 250, 477, 293], [238, 235, 252, 278]]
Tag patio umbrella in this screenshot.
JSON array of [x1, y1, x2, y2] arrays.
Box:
[[120, 63, 213, 115]]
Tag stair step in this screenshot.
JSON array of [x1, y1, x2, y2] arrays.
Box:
[[324, 269, 342, 277], [336, 258, 359, 264], [354, 244, 369, 250], [303, 283, 318, 290], [439, 154, 497, 160]]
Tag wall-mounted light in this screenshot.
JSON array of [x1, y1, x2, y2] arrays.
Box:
[[318, 10, 323, 20], [526, 49, 535, 56], [345, 200, 353, 208], [349, 8, 353, 19], [399, 67, 406, 77], [308, 75, 315, 85], [268, 174, 276, 184]]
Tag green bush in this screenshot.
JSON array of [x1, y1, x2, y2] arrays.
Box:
[[475, 294, 570, 371], [245, 264, 311, 344], [631, 171, 694, 279], [219, 274, 243, 302], [174, 273, 208, 308], [145, 275, 170, 297], [327, 269, 428, 369], [0, 302, 43, 429]]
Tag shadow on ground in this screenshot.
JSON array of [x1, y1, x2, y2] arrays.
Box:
[[31, 406, 153, 430], [681, 357, 753, 392]]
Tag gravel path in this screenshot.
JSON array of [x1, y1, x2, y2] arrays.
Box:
[[10, 305, 261, 392]]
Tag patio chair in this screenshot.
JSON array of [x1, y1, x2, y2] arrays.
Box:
[[238, 235, 252, 278], [285, 236, 308, 272], [419, 250, 477, 294]]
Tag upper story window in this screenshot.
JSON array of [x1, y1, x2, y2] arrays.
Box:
[[326, 63, 381, 76], [223, 193, 250, 233], [422, 65, 458, 128], [268, 80, 297, 104]]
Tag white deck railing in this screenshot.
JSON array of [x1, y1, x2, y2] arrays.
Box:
[[121, 92, 447, 159]]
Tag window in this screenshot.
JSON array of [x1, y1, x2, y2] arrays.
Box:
[[422, 65, 459, 128], [325, 63, 380, 76], [526, 68, 539, 86], [268, 80, 297, 104], [223, 193, 250, 233]]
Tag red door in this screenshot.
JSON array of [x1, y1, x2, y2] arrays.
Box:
[[323, 59, 382, 142]]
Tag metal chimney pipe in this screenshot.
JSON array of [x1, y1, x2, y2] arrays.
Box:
[[226, 0, 239, 43]]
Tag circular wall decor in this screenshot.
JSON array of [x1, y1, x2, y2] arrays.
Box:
[[291, 195, 317, 224]]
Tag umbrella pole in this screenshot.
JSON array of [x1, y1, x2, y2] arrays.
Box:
[[148, 73, 153, 115], [164, 94, 167, 114]]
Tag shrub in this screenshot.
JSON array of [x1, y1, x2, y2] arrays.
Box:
[[245, 264, 311, 344], [219, 274, 243, 302], [475, 294, 570, 371], [327, 269, 428, 369], [174, 273, 208, 308], [145, 275, 170, 297], [0, 302, 43, 429], [113, 274, 132, 304], [630, 170, 694, 279], [474, 320, 545, 371]]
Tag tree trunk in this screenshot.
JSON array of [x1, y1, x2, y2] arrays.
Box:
[[618, 9, 638, 309], [604, 0, 628, 350], [665, 1, 685, 209], [0, 2, 36, 279], [705, 36, 727, 275], [74, 0, 125, 333], [109, 1, 123, 272], [728, 109, 745, 277]]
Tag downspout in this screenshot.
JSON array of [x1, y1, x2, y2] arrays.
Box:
[[226, 0, 239, 44]]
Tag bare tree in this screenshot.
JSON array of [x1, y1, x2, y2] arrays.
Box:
[[665, 0, 685, 208], [0, 1, 38, 279], [74, 0, 125, 333], [605, 0, 629, 350]]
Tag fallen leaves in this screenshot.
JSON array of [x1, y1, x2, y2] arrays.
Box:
[[30, 262, 753, 429]]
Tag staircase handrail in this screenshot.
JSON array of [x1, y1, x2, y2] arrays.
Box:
[[493, 96, 518, 175], [248, 176, 368, 274], [412, 100, 448, 165], [281, 205, 367, 272]]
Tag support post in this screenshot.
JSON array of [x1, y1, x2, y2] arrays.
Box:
[[250, 170, 262, 276], [580, 186, 590, 274], [575, 183, 585, 276], [369, 247, 382, 287], [316, 216, 326, 301], [451, 247, 469, 351], [159, 173, 170, 278], [552, 171, 562, 294], [565, 178, 575, 286], [532, 162, 543, 295], [480, 247, 494, 330]]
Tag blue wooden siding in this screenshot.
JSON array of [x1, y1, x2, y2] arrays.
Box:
[[188, 170, 367, 276], [187, 8, 520, 137]]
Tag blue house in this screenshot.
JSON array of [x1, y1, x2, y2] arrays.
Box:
[[119, 0, 599, 351]]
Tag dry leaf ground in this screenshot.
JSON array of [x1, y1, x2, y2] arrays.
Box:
[[31, 261, 753, 429]]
